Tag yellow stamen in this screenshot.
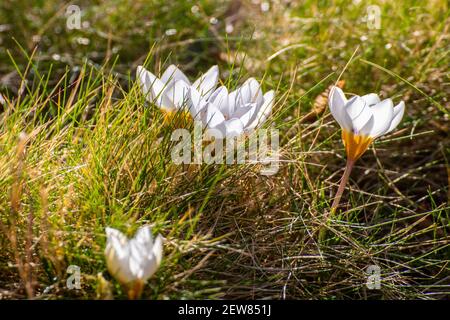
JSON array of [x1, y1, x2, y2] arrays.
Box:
[[161, 109, 192, 128], [126, 280, 144, 300], [342, 130, 373, 161]]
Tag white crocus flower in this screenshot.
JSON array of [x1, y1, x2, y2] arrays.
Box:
[[136, 64, 219, 113], [327, 86, 405, 212], [189, 78, 275, 138], [329, 86, 405, 161], [105, 226, 163, 299]]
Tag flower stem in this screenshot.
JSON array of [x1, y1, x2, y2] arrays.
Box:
[[331, 158, 355, 212], [319, 158, 355, 242]]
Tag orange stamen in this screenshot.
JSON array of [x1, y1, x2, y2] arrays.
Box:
[[341, 130, 373, 161]]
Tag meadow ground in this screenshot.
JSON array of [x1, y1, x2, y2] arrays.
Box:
[[0, 0, 449, 299]]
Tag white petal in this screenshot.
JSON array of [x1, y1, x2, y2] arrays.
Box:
[[358, 115, 375, 136], [136, 66, 151, 95], [188, 88, 208, 120], [128, 229, 163, 282], [352, 110, 373, 133], [225, 118, 244, 137], [209, 86, 229, 116], [106, 248, 134, 284], [164, 79, 190, 109], [247, 90, 275, 130], [345, 96, 366, 120], [237, 78, 263, 106], [106, 227, 128, 245], [262, 90, 275, 115], [329, 87, 352, 131], [105, 229, 129, 259], [105, 228, 134, 284], [160, 64, 190, 86], [361, 93, 380, 106], [369, 99, 394, 138], [193, 65, 219, 99], [136, 67, 164, 100], [346, 97, 372, 133], [234, 103, 257, 127], [136, 66, 175, 110], [328, 86, 347, 110], [227, 89, 239, 118], [209, 85, 226, 101], [136, 66, 164, 102], [152, 234, 163, 266], [205, 104, 226, 128], [140, 258, 158, 281], [134, 226, 154, 247], [128, 241, 148, 279], [385, 101, 405, 134]]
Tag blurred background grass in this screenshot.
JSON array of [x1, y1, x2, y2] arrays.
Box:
[[0, 0, 449, 299]]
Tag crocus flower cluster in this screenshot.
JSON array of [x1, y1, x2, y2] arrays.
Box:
[[136, 65, 218, 112], [105, 226, 163, 299], [137, 65, 275, 138]]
